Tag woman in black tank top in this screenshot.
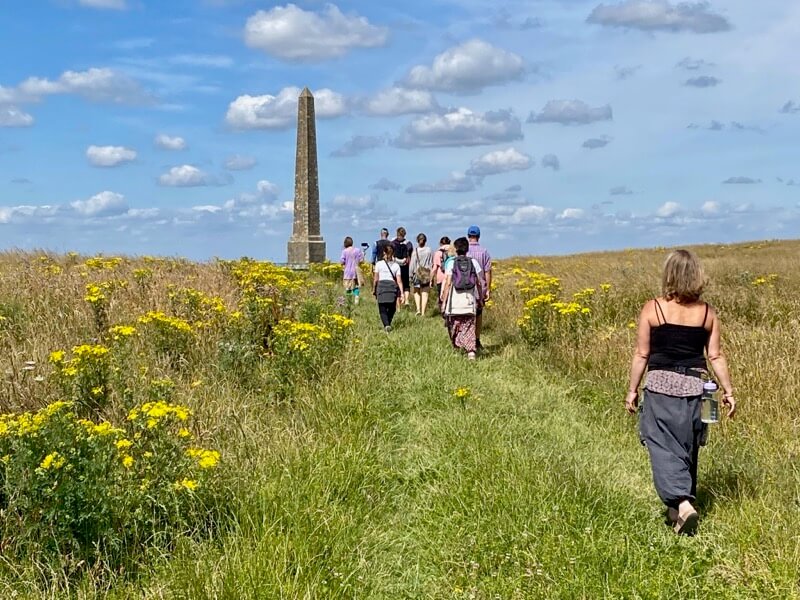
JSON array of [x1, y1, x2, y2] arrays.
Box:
[[624, 250, 735, 536]]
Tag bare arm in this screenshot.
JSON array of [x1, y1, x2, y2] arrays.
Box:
[[441, 274, 452, 304], [484, 268, 492, 301], [625, 301, 653, 414], [372, 269, 379, 295], [706, 307, 736, 417], [395, 268, 404, 297]]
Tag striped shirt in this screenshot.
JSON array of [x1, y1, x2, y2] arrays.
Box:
[[467, 241, 491, 287]]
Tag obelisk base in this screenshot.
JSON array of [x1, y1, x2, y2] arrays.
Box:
[[287, 237, 326, 268]]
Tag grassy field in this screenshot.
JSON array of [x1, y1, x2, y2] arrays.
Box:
[[0, 241, 799, 598]]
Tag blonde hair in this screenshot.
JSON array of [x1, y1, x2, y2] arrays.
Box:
[[446, 244, 456, 257], [662, 249, 705, 303]]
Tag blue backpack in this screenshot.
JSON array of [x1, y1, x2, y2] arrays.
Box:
[[452, 256, 477, 292]]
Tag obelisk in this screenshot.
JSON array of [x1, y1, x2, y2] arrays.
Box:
[[287, 87, 326, 267]]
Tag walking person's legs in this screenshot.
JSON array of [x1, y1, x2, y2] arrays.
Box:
[[378, 302, 393, 329], [420, 286, 429, 315], [639, 390, 702, 534], [413, 286, 422, 315]]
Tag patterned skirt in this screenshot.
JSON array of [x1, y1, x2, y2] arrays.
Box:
[[447, 315, 477, 353]]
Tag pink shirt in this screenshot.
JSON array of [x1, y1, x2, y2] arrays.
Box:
[[432, 246, 448, 284]]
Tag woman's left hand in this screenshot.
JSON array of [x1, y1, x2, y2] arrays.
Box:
[[625, 390, 639, 414], [723, 393, 736, 419]]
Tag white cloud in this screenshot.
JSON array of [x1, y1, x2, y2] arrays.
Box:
[[0, 204, 60, 223], [224, 155, 258, 171], [701, 200, 720, 215], [587, 1, 732, 34], [363, 87, 439, 116], [244, 4, 388, 61], [510, 204, 549, 224], [558, 208, 585, 220], [256, 179, 279, 199], [529, 100, 612, 125], [225, 87, 347, 130], [465, 147, 533, 178], [158, 165, 211, 187], [86, 145, 137, 167], [404, 39, 525, 93], [18, 68, 148, 104], [155, 134, 187, 150], [71, 191, 129, 217], [394, 108, 522, 148], [655, 201, 681, 218], [0, 106, 34, 127], [406, 172, 476, 193], [79, 0, 127, 8]]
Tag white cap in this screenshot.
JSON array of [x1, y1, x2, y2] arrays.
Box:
[[703, 380, 718, 390]]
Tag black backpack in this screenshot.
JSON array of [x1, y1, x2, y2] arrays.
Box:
[[392, 239, 410, 261], [452, 256, 477, 292]]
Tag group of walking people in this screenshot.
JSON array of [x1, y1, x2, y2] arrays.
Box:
[[340, 225, 491, 360], [344, 231, 737, 536]]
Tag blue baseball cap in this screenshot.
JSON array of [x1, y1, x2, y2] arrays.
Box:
[[467, 225, 480, 237]]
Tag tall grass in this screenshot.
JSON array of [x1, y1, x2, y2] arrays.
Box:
[[0, 242, 799, 598]]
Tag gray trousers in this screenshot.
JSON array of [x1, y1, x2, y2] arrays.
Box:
[[639, 390, 707, 509]]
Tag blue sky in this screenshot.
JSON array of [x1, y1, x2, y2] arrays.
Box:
[[1, 0, 799, 260]]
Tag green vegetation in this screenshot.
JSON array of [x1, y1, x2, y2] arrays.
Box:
[[1, 242, 799, 598]]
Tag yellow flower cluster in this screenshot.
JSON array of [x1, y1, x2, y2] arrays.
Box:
[[752, 274, 778, 287], [50, 344, 111, 378], [524, 293, 557, 308], [84, 280, 127, 305], [551, 301, 591, 316], [230, 259, 306, 294], [138, 311, 194, 334], [515, 271, 562, 296], [84, 256, 124, 271], [40, 451, 66, 470], [109, 324, 137, 340], [0, 400, 73, 439], [128, 401, 191, 429], [452, 387, 471, 399], [186, 447, 220, 469], [572, 288, 596, 302], [272, 320, 329, 351]]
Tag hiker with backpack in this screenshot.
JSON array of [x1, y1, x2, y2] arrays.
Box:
[[441, 237, 483, 360], [372, 228, 391, 265], [431, 236, 451, 313], [408, 233, 434, 316], [391, 227, 414, 306], [372, 243, 404, 332], [467, 225, 492, 351]]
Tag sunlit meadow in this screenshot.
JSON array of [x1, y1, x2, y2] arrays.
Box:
[[1, 240, 798, 598]]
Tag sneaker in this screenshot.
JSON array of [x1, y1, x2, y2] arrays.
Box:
[[467, 352, 476, 360], [384, 325, 392, 333]]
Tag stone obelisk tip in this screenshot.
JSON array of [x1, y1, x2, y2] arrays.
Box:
[[300, 87, 313, 98]]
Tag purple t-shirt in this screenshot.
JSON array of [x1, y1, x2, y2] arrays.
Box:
[[340, 247, 364, 279]]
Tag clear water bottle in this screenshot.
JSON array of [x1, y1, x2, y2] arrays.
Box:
[[701, 380, 719, 424]]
